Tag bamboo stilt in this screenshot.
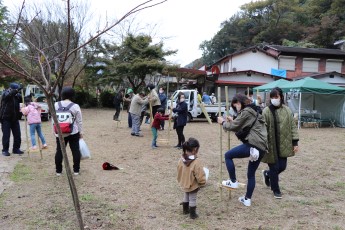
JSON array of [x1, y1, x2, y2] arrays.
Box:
[[21, 89, 30, 156], [225, 86, 230, 150], [218, 87, 223, 200], [36, 133, 43, 159]]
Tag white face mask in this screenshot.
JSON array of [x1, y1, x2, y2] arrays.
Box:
[[235, 104, 241, 112], [180, 98, 185, 102], [271, 98, 281, 107], [159, 90, 163, 94]]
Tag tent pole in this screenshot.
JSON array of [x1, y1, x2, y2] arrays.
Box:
[[298, 92, 302, 129]]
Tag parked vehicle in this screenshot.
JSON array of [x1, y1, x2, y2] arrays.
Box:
[[25, 85, 51, 121], [168, 89, 227, 122]]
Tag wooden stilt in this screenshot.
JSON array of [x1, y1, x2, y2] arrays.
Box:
[[225, 86, 230, 150], [21, 89, 30, 156]]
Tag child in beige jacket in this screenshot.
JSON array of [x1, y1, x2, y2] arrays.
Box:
[[177, 137, 206, 219]]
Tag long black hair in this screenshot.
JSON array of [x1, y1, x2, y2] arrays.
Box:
[[182, 137, 200, 154], [270, 87, 285, 105]]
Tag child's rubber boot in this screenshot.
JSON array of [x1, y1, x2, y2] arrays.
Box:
[[181, 202, 189, 214], [189, 206, 198, 219]]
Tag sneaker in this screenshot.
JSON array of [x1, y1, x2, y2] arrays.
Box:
[[173, 145, 181, 148], [238, 196, 251, 207], [2, 151, 10, 156], [131, 133, 135, 136], [42, 144, 48, 149], [262, 170, 270, 187], [135, 134, 143, 137], [12, 149, 24, 154], [222, 179, 239, 188], [56, 173, 62, 176], [274, 191, 282, 199], [74, 172, 79, 175], [151, 146, 157, 149], [30, 146, 38, 151]]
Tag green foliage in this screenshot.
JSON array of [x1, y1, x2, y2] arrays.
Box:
[[74, 90, 97, 108], [99, 91, 115, 108], [200, 0, 345, 64]]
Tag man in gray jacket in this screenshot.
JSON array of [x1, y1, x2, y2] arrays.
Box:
[[129, 92, 148, 137]]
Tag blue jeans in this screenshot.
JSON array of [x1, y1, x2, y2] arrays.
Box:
[[151, 127, 158, 147], [131, 113, 141, 135], [1, 119, 21, 152], [29, 123, 46, 146], [267, 157, 287, 193], [224, 143, 264, 199]]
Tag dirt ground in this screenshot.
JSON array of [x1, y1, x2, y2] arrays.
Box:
[[0, 108, 344, 230]]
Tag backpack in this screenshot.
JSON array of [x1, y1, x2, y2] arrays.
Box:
[[53, 102, 75, 134]]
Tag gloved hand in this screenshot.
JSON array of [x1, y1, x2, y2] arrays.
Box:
[[249, 147, 259, 162]]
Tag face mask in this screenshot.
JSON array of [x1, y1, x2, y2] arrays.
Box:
[[235, 104, 241, 112], [180, 98, 185, 102], [271, 98, 281, 107], [159, 90, 163, 94]]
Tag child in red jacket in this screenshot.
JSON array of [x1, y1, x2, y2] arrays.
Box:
[[151, 107, 170, 149]]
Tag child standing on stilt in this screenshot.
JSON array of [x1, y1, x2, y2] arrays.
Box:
[[177, 138, 206, 219]]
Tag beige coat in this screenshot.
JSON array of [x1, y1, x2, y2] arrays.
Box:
[[129, 94, 148, 116], [177, 158, 206, 192], [149, 89, 161, 107]]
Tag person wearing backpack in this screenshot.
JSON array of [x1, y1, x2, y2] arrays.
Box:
[[217, 93, 268, 207], [21, 96, 48, 151], [54, 86, 83, 176]]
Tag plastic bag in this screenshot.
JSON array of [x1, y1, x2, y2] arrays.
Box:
[[203, 167, 209, 181], [79, 139, 91, 160]]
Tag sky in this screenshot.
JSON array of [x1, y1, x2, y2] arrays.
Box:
[[3, 0, 253, 66]]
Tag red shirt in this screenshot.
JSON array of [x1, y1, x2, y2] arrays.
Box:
[[152, 113, 170, 129]]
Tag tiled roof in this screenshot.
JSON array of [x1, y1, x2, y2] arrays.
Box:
[[265, 45, 345, 57]]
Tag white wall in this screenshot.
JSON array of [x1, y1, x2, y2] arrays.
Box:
[[228, 52, 278, 74], [219, 73, 277, 84]]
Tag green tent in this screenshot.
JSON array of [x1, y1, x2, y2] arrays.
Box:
[[280, 77, 345, 128], [280, 77, 345, 94], [253, 79, 290, 92]]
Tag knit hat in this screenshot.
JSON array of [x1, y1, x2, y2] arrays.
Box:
[[10, 82, 19, 89], [147, 84, 155, 91]]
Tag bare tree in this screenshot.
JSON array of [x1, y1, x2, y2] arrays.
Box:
[[0, 0, 167, 229]]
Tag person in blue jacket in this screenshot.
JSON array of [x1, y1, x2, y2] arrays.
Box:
[[173, 92, 188, 149]]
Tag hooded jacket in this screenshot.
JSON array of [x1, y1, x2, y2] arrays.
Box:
[[223, 106, 268, 152], [21, 102, 42, 124], [177, 155, 206, 192]]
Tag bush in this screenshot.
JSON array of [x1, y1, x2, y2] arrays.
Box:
[[99, 91, 115, 108], [74, 90, 97, 108]]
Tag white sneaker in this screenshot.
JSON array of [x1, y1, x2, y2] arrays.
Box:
[[222, 179, 239, 188], [239, 196, 251, 207], [74, 172, 79, 175], [56, 173, 62, 176]]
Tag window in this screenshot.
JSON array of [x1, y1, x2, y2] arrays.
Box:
[[223, 61, 229, 73], [302, 58, 319, 72], [279, 56, 296, 70], [326, 59, 342, 72]]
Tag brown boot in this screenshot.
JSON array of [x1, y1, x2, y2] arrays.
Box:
[[180, 202, 189, 214], [189, 206, 198, 219]]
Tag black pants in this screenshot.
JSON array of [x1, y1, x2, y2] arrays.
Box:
[[175, 126, 185, 146], [114, 104, 121, 120], [267, 157, 287, 193], [55, 133, 81, 173], [1, 120, 21, 152]]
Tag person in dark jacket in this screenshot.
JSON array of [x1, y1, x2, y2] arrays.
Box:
[[0, 83, 24, 156], [173, 92, 188, 149], [217, 93, 268, 207], [158, 87, 167, 130], [113, 89, 124, 121]]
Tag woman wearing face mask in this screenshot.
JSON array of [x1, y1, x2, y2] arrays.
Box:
[[173, 92, 188, 149], [261, 87, 299, 199], [217, 94, 268, 207]]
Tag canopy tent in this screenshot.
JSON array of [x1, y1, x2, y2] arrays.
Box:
[[280, 77, 345, 128], [253, 79, 290, 92]]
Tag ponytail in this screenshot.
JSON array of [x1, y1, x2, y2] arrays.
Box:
[[182, 137, 200, 153]]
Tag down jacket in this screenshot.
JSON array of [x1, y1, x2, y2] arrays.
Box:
[[262, 105, 299, 164], [223, 106, 268, 152]]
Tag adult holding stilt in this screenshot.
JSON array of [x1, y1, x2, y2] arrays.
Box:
[[217, 93, 268, 207], [261, 87, 299, 199], [173, 92, 188, 149], [147, 84, 161, 120]]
